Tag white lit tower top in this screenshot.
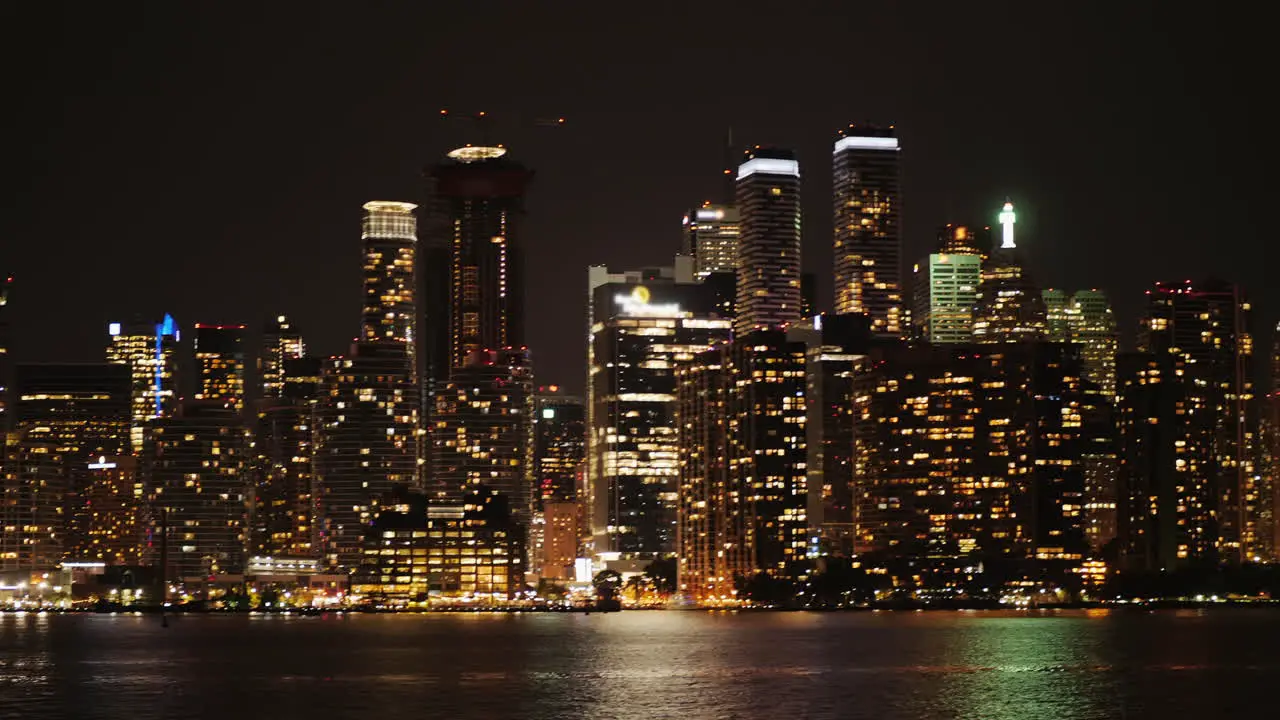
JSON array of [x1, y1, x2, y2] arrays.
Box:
[[999, 201, 1017, 249]]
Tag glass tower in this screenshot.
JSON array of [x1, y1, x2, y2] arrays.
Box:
[[194, 324, 247, 413], [735, 148, 802, 335], [833, 126, 903, 338], [361, 201, 418, 366], [105, 314, 179, 452], [682, 204, 740, 278]]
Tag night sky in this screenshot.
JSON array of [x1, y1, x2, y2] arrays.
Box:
[[4, 2, 1272, 395]]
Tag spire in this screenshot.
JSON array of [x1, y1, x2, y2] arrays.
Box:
[[998, 199, 1017, 249]]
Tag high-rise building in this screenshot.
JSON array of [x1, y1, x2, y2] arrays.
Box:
[[851, 343, 1088, 580], [832, 126, 903, 338], [144, 400, 250, 579], [588, 264, 733, 558], [427, 147, 533, 368], [361, 201, 418, 362], [106, 314, 179, 451], [972, 202, 1047, 344], [0, 275, 11, 431], [682, 204, 740, 278], [253, 356, 321, 558], [800, 272, 818, 318], [1137, 279, 1260, 563], [194, 324, 247, 413], [314, 342, 420, 571], [735, 147, 802, 334], [1, 364, 131, 572], [260, 315, 305, 400], [532, 388, 585, 507], [74, 455, 143, 565], [676, 330, 809, 601], [429, 348, 534, 525], [913, 225, 984, 344]]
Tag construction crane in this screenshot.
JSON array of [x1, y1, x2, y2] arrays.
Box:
[[436, 109, 566, 157]]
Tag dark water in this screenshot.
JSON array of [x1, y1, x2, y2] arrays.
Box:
[[2, 610, 1279, 719]]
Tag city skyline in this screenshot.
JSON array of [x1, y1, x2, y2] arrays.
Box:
[[3, 4, 1270, 397]]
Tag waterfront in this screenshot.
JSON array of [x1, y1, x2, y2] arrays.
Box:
[[2, 610, 1279, 719]]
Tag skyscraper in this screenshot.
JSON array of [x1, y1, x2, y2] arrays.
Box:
[[1138, 279, 1260, 562], [587, 264, 733, 558], [532, 389, 586, 507], [832, 125, 903, 337], [106, 314, 179, 451], [314, 342, 420, 572], [1042, 289, 1118, 397], [972, 202, 1047, 344], [194, 324, 247, 413], [735, 147, 802, 334], [913, 225, 984, 344], [254, 356, 321, 558], [682, 204, 740, 278], [75, 455, 143, 565], [429, 348, 534, 526], [260, 315, 305, 400], [427, 146, 533, 368], [361, 201, 418, 362], [145, 400, 250, 579], [1, 363, 131, 571]]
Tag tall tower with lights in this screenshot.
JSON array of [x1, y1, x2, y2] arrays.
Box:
[[735, 147, 802, 335], [194, 324, 247, 413], [361, 201, 418, 369], [106, 314, 180, 451], [832, 125, 903, 337], [972, 201, 1047, 343], [260, 315, 305, 399]]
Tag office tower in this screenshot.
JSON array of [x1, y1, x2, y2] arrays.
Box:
[[260, 315, 305, 399], [74, 455, 143, 565], [144, 400, 250, 579], [800, 272, 818, 318], [851, 343, 1088, 579], [676, 331, 809, 600], [194, 324, 247, 413], [1138, 279, 1260, 562], [533, 389, 586, 506], [972, 202, 1047, 343], [735, 147, 802, 334], [254, 356, 321, 557], [682, 203, 740, 278], [429, 348, 534, 525], [361, 201, 418, 362], [1043, 290, 1118, 397], [0, 275, 10, 431], [540, 499, 579, 580], [1263, 328, 1280, 561], [913, 225, 984, 344], [588, 263, 733, 558], [419, 235, 451, 423], [427, 147, 533, 368], [1, 364, 130, 571], [703, 271, 737, 319], [1116, 352, 1216, 570], [787, 314, 870, 555], [106, 314, 179, 451], [314, 342, 420, 571], [832, 125, 903, 338]]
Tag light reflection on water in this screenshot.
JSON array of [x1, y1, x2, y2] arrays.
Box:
[[1, 610, 1277, 719]]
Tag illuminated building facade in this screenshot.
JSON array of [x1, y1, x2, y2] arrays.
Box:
[[352, 485, 522, 603], [833, 126, 903, 338], [1116, 352, 1216, 570], [259, 315, 305, 399], [588, 265, 732, 558], [913, 225, 984, 344], [429, 348, 533, 526], [253, 356, 321, 558], [972, 202, 1047, 344], [676, 330, 809, 600], [735, 147, 802, 334], [361, 201, 418, 362], [540, 499, 579, 580], [851, 344, 1088, 577], [533, 389, 585, 506], [0, 275, 10, 431], [144, 401, 250, 579], [0, 364, 130, 571], [1138, 279, 1261, 562], [72, 455, 143, 565], [194, 324, 247, 413], [106, 314, 179, 451], [427, 147, 533, 368], [682, 203, 740, 278], [314, 342, 420, 571]]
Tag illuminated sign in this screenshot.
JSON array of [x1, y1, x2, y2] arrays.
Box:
[[695, 208, 725, 221], [542, 408, 555, 419], [108, 322, 121, 336], [833, 136, 900, 153], [614, 285, 682, 317], [88, 455, 117, 470]]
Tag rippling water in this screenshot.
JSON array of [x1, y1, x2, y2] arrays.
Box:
[[2, 609, 1278, 719]]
